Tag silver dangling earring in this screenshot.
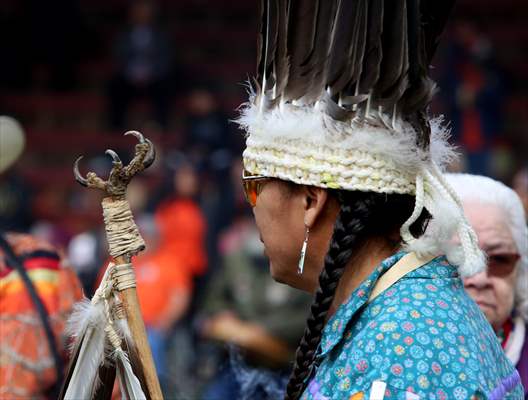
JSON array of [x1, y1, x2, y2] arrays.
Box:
[[298, 227, 310, 275]]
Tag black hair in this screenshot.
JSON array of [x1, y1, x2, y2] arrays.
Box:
[[284, 190, 429, 400]]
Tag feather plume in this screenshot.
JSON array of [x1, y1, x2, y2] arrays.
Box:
[[63, 325, 107, 400], [250, 0, 455, 150], [326, 0, 361, 97], [358, 0, 384, 94], [116, 316, 149, 395], [115, 348, 147, 400], [273, 0, 290, 99], [60, 300, 107, 400], [374, 0, 409, 108], [283, 0, 320, 101], [300, 0, 339, 103]]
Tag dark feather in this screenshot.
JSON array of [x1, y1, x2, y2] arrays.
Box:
[[273, 0, 290, 99], [402, 0, 455, 147], [300, 0, 339, 103], [283, 0, 320, 100], [264, 0, 281, 93], [374, 0, 409, 106], [358, 0, 384, 94], [255, 0, 266, 87], [252, 0, 455, 146], [256, 0, 281, 98], [326, 0, 362, 96], [421, 0, 456, 63], [321, 91, 353, 121], [400, 0, 432, 114], [342, 0, 369, 99], [92, 363, 116, 400]]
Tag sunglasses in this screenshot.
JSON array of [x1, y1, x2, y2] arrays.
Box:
[[485, 252, 520, 277], [242, 170, 270, 207]]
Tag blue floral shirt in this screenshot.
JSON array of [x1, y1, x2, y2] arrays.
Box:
[[301, 252, 523, 400]]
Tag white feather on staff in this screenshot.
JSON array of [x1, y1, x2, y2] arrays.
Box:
[[64, 301, 107, 400], [115, 348, 147, 400]]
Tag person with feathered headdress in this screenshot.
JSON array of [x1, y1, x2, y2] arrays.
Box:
[[237, 1, 523, 399]]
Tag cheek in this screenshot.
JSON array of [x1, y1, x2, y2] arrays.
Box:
[[253, 198, 303, 280], [492, 278, 515, 313]]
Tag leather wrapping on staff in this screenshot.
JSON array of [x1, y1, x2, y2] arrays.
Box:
[[102, 198, 145, 258]]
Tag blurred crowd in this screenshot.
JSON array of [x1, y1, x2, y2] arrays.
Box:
[[1, 1, 527, 399]]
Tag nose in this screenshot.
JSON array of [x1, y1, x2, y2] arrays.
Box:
[[463, 270, 491, 290]]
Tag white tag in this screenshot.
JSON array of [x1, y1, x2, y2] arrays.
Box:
[[368, 381, 387, 400], [405, 392, 421, 400]]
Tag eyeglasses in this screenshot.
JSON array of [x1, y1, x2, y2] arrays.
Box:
[[485, 252, 520, 277], [242, 170, 270, 207]]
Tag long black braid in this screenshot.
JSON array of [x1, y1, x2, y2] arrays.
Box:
[[284, 191, 429, 400]]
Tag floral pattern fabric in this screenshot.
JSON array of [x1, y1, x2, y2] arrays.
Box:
[[301, 252, 524, 400]]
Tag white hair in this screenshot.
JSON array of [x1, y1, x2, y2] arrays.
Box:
[[446, 173, 528, 322]]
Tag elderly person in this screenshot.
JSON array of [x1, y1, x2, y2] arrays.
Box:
[[447, 173, 528, 394]]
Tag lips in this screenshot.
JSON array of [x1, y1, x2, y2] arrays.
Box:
[[475, 300, 495, 309]]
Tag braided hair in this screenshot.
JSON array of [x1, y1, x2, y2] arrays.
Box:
[[284, 190, 429, 400]]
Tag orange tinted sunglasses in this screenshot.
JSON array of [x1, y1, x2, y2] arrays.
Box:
[[242, 170, 270, 207]]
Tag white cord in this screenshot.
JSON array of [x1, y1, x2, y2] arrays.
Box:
[[400, 171, 425, 244]]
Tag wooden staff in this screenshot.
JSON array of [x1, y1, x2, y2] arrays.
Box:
[[72, 131, 163, 399], [112, 220, 163, 399]]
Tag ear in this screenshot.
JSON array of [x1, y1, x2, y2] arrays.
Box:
[[302, 186, 330, 229]]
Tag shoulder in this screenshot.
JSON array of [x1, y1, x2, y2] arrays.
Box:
[[311, 269, 517, 399], [3, 232, 58, 257], [1, 232, 63, 274]]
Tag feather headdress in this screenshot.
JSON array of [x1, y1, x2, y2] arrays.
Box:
[[239, 0, 485, 276]]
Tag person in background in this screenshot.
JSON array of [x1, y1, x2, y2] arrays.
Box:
[[199, 213, 312, 400], [154, 155, 207, 278], [131, 215, 193, 391], [183, 87, 232, 158], [107, 0, 172, 130], [0, 116, 83, 398], [447, 173, 528, 395]]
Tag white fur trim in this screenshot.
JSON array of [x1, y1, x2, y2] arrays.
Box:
[[504, 316, 525, 365], [239, 102, 456, 179]]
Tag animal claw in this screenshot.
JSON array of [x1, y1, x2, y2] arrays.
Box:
[[124, 130, 156, 168], [73, 131, 155, 195], [105, 149, 122, 165], [124, 130, 145, 143], [73, 156, 89, 187], [142, 138, 156, 168]]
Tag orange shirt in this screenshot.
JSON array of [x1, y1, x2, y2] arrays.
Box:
[[133, 250, 192, 327], [155, 198, 207, 276], [0, 233, 83, 399]]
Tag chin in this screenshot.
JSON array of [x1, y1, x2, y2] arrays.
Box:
[[269, 261, 287, 283], [270, 261, 312, 292]]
